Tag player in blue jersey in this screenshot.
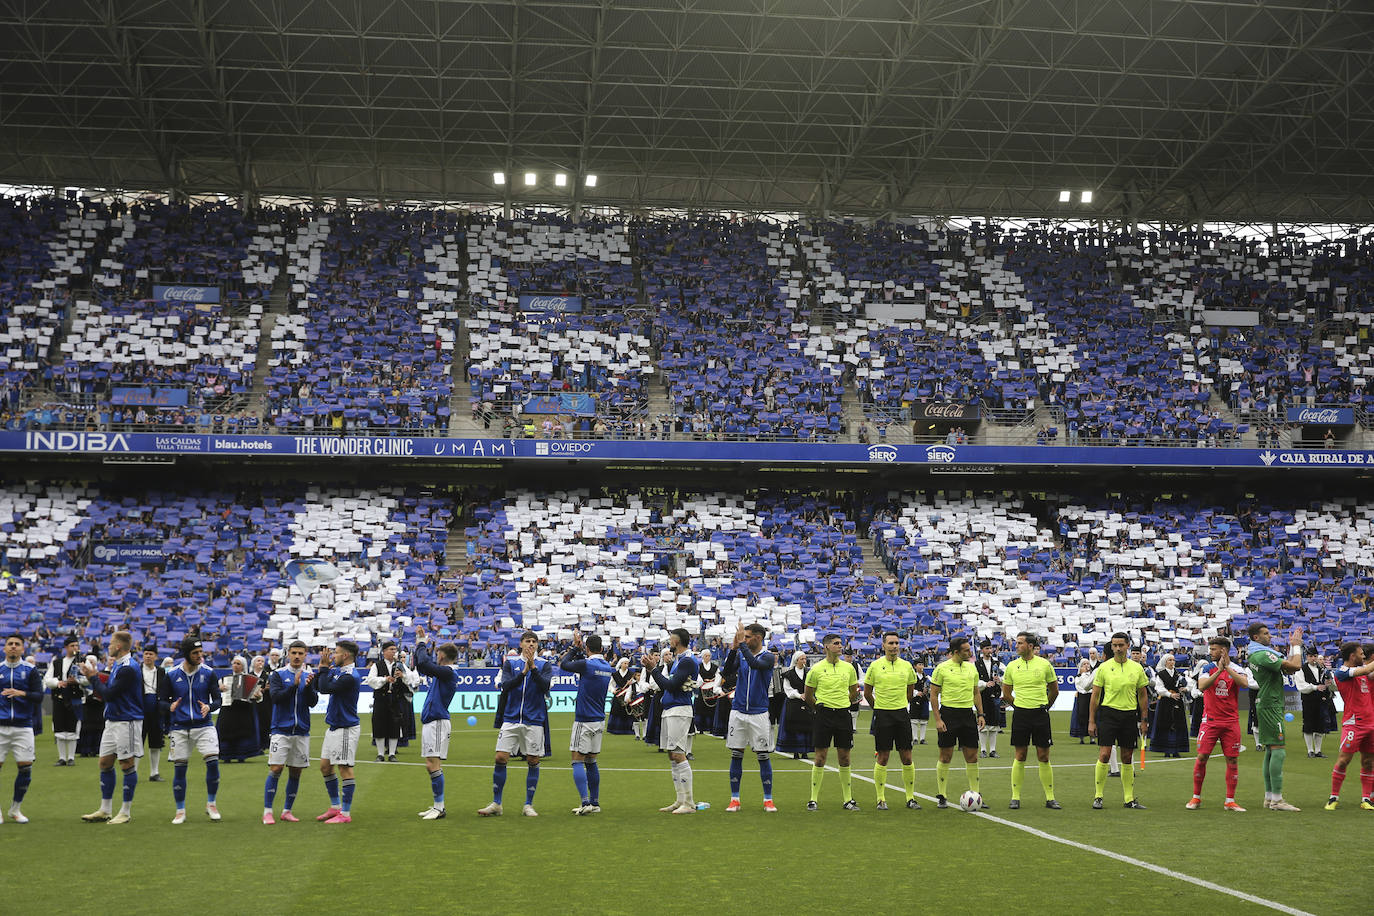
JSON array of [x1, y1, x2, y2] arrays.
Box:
[[263, 640, 318, 825], [162, 638, 223, 824], [413, 625, 460, 820], [0, 634, 43, 824], [559, 630, 614, 815], [80, 631, 143, 824], [478, 631, 553, 817], [649, 627, 700, 813], [723, 623, 778, 812], [314, 640, 361, 824]]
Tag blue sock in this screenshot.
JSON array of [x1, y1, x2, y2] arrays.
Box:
[[284, 775, 299, 811], [729, 755, 743, 797], [100, 767, 115, 801], [340, 778, 355, 814], [586, 761, 600, 805], [13, 765, 31, 804], [122, 768, 138, 803], [264, 771, 280, 808], [760, 757, 773, 800], [492, 762, 507, 804], [324, 774, 340, 807], [205, 758, 219, 803], [430, 770, 445, 805], [173, 763, 188, 807], [525, 765, 539, 805], [572, 761, 590, 805]]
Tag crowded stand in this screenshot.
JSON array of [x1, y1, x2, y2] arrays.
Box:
[[262, 211, 459, 435], [464, 217, 652, 430], [642, 219, 844, 439]]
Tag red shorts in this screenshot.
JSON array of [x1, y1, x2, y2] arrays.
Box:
[[1338, 720, 1374, 755], [1196, 719, 1242, 757]]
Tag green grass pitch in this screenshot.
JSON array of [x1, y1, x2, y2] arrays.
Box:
[[3, 712, 1357, 915]]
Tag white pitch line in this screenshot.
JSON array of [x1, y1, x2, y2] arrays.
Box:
[[359, 756, 1192, 774], [782, 757, 1314, 916]]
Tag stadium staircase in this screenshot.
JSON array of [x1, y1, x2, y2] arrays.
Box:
[[858, 532, 891, 580], [645, 383, 675, 434], [444, 524, 468, 574], [247, 284, 292, 413], [447, 301, 478, 437]]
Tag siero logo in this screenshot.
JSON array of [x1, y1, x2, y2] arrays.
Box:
[[925, 444, 957, 463], [25, 432, 131, 452], [1296, 408, 1342, 424], [1259, 450, 1278, 466], [867, 445, 898, 462]]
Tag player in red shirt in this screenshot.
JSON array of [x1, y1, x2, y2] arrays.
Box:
[[1325, 641, 1374, 810], [1187, 636, 1249, 811]]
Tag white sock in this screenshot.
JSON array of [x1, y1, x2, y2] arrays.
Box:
[[917, 721, 927, 742], [149, 756, 160, 778], [987, 730, 998, 754], [119, 801, 131, 816], [100, 798, 113, 815], [1109, 746, 1120, 771], [680, 761, 694, 805], [671, 762, 685, 804], [1314, 734, 1323, 755]]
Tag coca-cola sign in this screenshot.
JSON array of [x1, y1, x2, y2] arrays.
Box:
[[518, 293, 583, 314], [152, 284, 220, 303], [1285, 406, 1354, 426], [912, 402, 980, 422]]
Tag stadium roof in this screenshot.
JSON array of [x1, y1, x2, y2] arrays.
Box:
[[2, 0, 1373, 223]]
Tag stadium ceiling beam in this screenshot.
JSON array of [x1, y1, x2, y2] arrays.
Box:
[[571, 0, 612, 214], [884, 0, 1023, 215], [191, 0, 253, 202], [1136, 0, 1357, 216], [88, 0, 181, 192]]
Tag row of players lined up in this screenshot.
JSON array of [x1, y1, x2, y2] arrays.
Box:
[[2, 620, 1373, 822]]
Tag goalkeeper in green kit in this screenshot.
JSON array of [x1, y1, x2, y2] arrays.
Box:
[[1244, 622, 1304, 811]]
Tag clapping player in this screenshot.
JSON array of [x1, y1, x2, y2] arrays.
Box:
[[0, 633, 42, 824], [163, 638, 223, 824], [650, 629, 700, 814], [559, 630, 614, 815], [314, 641, 361, 824], [723, 623, 778, 813], [262, 640, 318, 825], [413, 626, 460, 820], [1187, 637, 1249, 812], [478, 631, 552, 817]]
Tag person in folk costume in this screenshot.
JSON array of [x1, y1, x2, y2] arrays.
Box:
[[1295, 648, 1338, 757], [975, 640, 1005, 757], [693, 650, 720, 734], [251, 655, 274, 752], [1148, 653, 1191, 757], [711, 654, 737, 739], [776, 651, 813, 759], [1070, 658, 1094, 743], [216, 656, 262, 762], [768, 648, 785, 726], [1187, 654, 1208, 737], [909, 658, 931, 746], [45, 635, 84, 765], [608, 657, 637, 736], [365, 640, 419, 761], [639, 646, 664, 748], [75, 654, 105, 757]]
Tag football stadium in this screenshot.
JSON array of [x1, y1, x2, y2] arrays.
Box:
[[2, 2, 1374, 913]]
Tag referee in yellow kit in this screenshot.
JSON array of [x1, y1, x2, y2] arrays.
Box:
[[929, 636, 986, 809], [862, 632, 920, 810], [1088, 632, 1149, 809], [1001, 632, 1061, 810], [804, 634, 861, 810]]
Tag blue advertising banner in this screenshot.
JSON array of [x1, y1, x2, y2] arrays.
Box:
[[6, 431, 1374, 471], [152, 285, 221, 304], [90, 543, 166, 564], [111, 387, 190, 407], [522, 392, 597, 416], [1285, 406, 1355, 425], [518, 293, 583, 314]]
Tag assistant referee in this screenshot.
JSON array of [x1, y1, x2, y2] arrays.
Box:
[[862, 632, 919, 810], [804, 634, 860, 811], [1088, 632, 1149, 810], [1001, 632, 1061, 810], [929, 636, 985, 809]]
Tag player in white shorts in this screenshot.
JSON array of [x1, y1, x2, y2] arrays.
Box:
[[723, 623, 778, 812], [262, 641, 318, 825], [413, 626, 461, 820], [164, 639, 223, 824], [560, 632, 614, 815], [0, 634, 42, 824], [478, 631, 553, 817], [315, 640, 361, 824], [80, 631, 144, 824]]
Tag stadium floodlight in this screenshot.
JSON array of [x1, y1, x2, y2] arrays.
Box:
[[1058, 190, 1071, 203], [524, 172, 536, 186], [555, 173, 567, 187], [493, 171, 505, 185], [1080, 190, 1093, 203], [585, 174, 598, 188]]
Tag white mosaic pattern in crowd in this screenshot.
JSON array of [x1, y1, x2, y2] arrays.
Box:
[[60, 299, 263, 372], [466, 221, 631, 307], [266, 489, 412, 645], [500, 491, 802, 645], [0, 485, 90, 567], [466, 308, 654, 393], [416, 236, 460, 353]]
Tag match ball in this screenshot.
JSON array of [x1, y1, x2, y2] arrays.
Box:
[[1283, 712, 1294, 722], [467, 715, 478, 726], [958, 790, 983, 812]]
